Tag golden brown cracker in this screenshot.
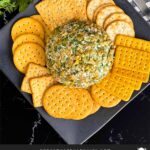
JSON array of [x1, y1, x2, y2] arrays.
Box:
[[31, 15, 45, 27], [112, 67, 149, 83], [87, 0, 115, 21], [36, 0, 87, 32], [96, 5, 123, 27], [93, 3, 115, 22], [106, 21, 135, 41], [13, 43, 45, 73], [43, 85, 77, 118], [103, 12, 134, 29], [94, 76, 134, 101], [11, 17, 44, 41], [115, 35, 150, 53], [90, 101, 101, 114], [114, 46, 150, 73], [30, 76, 54, 107], [66, 88, 93, 120], [31, 15, 51, 41], [110, 73, 142, 90], [12, 34, 45, 54], [91, 87, 121, 107], [21, 63, 50, 94]]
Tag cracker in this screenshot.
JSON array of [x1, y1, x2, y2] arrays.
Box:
[[103, 12, 134, 29], [66, 89, 93, 120], [31, 15, 45, 27], [96, 5, 123, 27], [36, 0, 87, 32], [114, 46, 150, 73], [110, 73, 142, 90], [87, 0, 115, 21], [21, 63, 50, 94], [112, 67, 149, 83], [93, 3, 114, 22], [106, 21, 135, 41], [74, 0, 88, 21], [91, 87, 121, 107], [94, 76, 134, 101], [31, 15, 51, 41], [30, 76, 54, 107], [13, 43, 45, 73], [90, 101, 101, 114], [43, 85, 77, 118], [12, 34, 45, 54], [11, 18, 44, 41], [115, 35, 150, 53]]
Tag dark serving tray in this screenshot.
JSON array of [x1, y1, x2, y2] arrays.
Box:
[[0, 0, 150, 144]]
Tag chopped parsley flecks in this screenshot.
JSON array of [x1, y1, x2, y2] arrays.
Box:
[[46, 21, 115, 88]]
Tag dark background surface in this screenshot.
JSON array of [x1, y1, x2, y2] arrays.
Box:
[[0, 1, 150, 145]]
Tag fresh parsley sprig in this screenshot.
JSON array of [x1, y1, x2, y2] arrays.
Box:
[[0, 0, 33, 17], [14, 0, 33, 12], [0, 0, 16, 17]]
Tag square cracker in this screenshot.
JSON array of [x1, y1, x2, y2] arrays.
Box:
[[112, 67, 149, 83], [30, 76, 54, 107], [96, 75, 134, 101], [36, 0, 87, 32], [110, 73, 142, 90], [114, 46, 150, 73], [21, 63, 50, 94], [115, 35, 150, 53]]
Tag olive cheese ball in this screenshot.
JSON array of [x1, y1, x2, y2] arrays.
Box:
[[46, 21, 115, 88]]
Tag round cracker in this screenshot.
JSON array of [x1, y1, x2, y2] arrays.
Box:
[[11, 18, 44, 41], [90, 101, 101, 115], [103, 12, 134, 29], [31, 15, 52, 42], [91, 86, 121, 108], [87, 0, 115, 21], [66, 89, 93, 120], [93, 3, 115, 22], [13, 43, 45, 73], [96, 5, 124, 27], [106, 20, 135, 41], [31, 15, 45, 28], [12, 34, 45, 54], [42, 85, 76, 118]]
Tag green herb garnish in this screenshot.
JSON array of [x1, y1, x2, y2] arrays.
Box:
[[0, 0, 16, 17], [0, 0, 33, 17]]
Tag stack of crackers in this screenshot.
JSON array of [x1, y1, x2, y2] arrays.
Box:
[[87, 0, 135, 41], [10, 0, 150, 120], [91, 35, 150, 106]]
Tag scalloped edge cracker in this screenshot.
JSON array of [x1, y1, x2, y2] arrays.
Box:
[[87, 0, 115, 21], [106, 21, 135, 41], [96, 5, 123, 27]]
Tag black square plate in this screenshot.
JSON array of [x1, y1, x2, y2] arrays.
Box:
[[0, 0, 150, 144]]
